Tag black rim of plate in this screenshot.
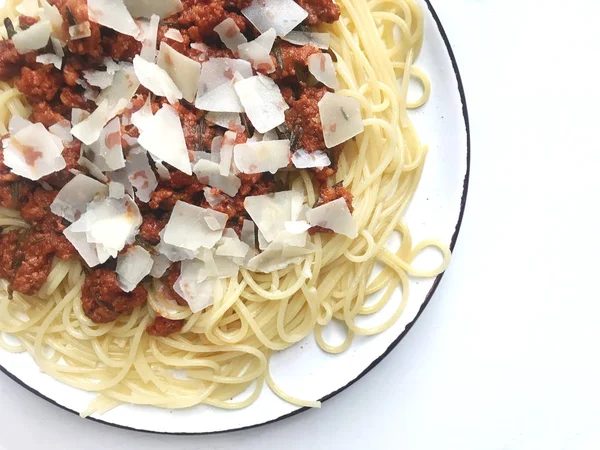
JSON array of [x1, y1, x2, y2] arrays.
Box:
[[0, 0, 471, 436]]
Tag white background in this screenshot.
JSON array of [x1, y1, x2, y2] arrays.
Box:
[[2, 0, 600, 448]]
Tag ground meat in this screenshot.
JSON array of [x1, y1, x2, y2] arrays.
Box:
[[316, 183, 353, 211], [146, 316, 185, 337], [161, 264, 187, 306], [169, 102, 204, 151], [0, 186, 14, 209], [15, 66, 63, 102], [102, 33, 142, 62], [167, 170, 199, 189], [20, 188, 57, 223], [313, 145, 343, 182], [296, 0, 341, 24], [0, 180, 34, 209], [139, 212, 168, 245], [62, 0, 102, 57], [236, 173, 276, 197], [272, 43, 321, 79], [62, 58, 84, 87], [60, 87, 91, 110], [18, 15, 38, 29], [187, 43, 235, 62], [81, 269, 148, 323], [284, 86, 328, 153], [40, 143, 80, 189], [0, 147, 19, 185], [0, 231, 19, 280], [157, 26, 191, 55], [177, 3, 229, 37], [149, 188, 192, 211], [202, 190, 245, 218], [30, 102, 66, 127], [0, 41, 23, 81], [11, 232, 56, 295], [62, 142, 81, 172]]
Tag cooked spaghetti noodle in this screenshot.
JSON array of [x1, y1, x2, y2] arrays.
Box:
[[0, 0, 450, 415]]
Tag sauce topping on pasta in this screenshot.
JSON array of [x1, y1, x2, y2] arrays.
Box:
[[0, 0, 364, 337]]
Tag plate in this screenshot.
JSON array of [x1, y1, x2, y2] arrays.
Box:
[[0, 0, 470, 434]]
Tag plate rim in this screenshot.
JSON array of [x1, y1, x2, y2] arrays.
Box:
[[0, 0, 471, 435]]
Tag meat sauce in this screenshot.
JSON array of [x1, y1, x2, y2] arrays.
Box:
[[0, 0, 350, 336]]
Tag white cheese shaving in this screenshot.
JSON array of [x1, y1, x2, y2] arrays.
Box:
[[78, 156, 109, 182], [3, 123, 65, 180], [104, 58, 121, 74], [203, 186, 226, 208], [90, 116, 126, 170], [318, 92, 364, 148], [174, 260, 214, 312], [150, 253, 171, 278], [216, 235, 250, 259], [16, 0, 39, 16], [233, 139, 290, 174], [282, 31, 330, 49], [125, 147, 158, 203], [307, 53, 338, 90], [214, 18, 247, 53], [193, 159, 241, 197], [69, 22, 91, 40], [108, 168, 135, 198], [164, 28, 184, 42], [306, 197, 358, 238], [234, 74, 288, 133], [284, 220, 311, 234], [156, 229, 197, 262], [133, 55, 182, 104], [116, 246, 153, 292], [83, 69, 114, 89], [244, 190, 304, 242], [50, 37, 65, 57], [136, 104, 192, 175], [124, 0, 183, 19], [205, 112, 243, 132], [70, 108, 89, 126], [246, 231, 315, 273], [48, 120, 73, 144], [139, 14, 160, 61], [195, 79, 245, 113], [88, 0, 140, 37], [196, 58, 252, 95], [241, 0, 308, 37], [72, 195, 142, 259], [162, 201, 228, 252], [241, 219, 257, 249], [63, 225, 101, 267], [238, 28, 276, 73], [157, 42, 202, 103], [36, 53, 62, 70], [41, 0, 64, 38], [291, 148, 331, 169], [8, 116, 32, 135], [219, 131, 236, 176], [154, 161, 171, 180], [13, 20, 51, 54], [72, 67, 140, 145], [109, 181, 125, 199], [51, 174, 108, 222]]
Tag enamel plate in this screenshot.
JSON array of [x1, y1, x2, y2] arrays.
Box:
[[0, 0, 470, 434]]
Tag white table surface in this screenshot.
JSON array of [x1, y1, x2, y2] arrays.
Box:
[[2, 1, 600, 449]]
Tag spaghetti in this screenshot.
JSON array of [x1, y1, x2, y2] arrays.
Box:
[[0, 0, 451, 415]]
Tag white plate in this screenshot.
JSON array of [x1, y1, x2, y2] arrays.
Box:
[[0, 0, 469, 434]]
